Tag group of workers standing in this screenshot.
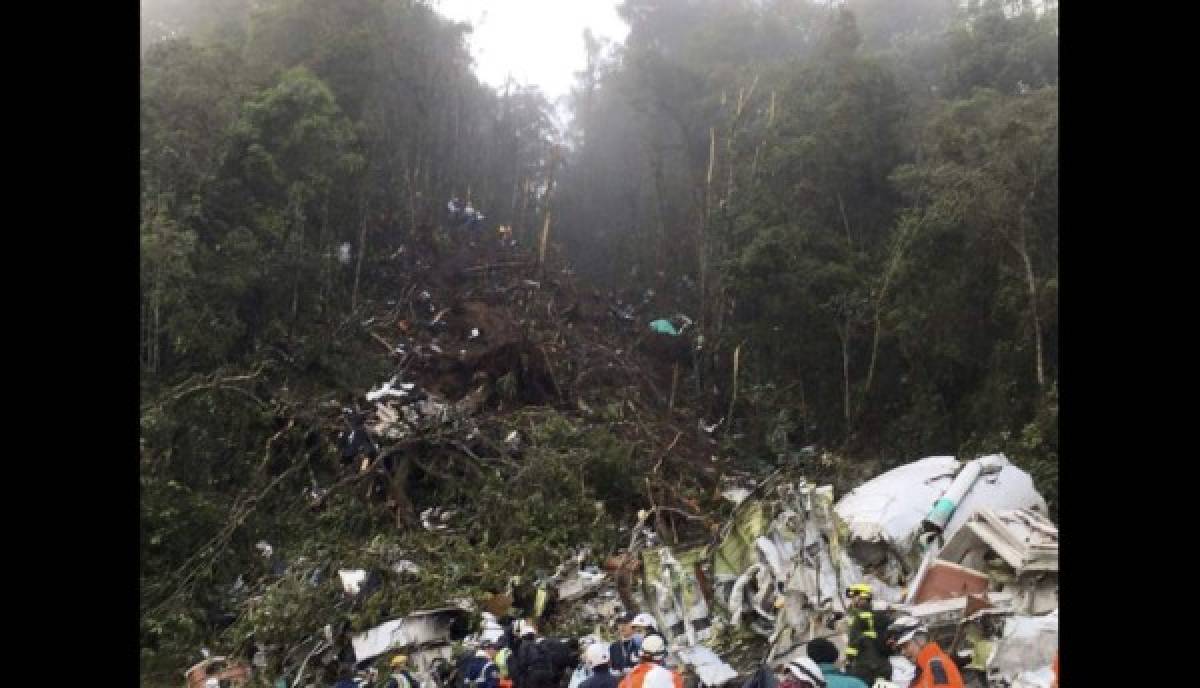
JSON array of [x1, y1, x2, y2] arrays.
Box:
[[396, 613, 675, 688], [335, 581, 1056, 688]]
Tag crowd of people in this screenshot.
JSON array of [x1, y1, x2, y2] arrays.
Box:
[[279, 579, 1059, 688]]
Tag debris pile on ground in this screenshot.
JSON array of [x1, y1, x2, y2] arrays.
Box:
[[188, 234, 1056, 688]]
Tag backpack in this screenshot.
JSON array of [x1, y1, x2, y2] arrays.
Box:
[[529, 641, 555, 672]]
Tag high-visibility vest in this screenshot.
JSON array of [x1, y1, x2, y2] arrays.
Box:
[[911, 643, 964, 688], [846, 610, 878, 657], [496, 648, 512, 679]]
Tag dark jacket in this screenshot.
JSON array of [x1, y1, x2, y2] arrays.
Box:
[[846, 609, 891, 686], [385, 669, 417, 688], [464, 654, 501, 688], [579, 668, 619, 688], [609, 640, 636, 672], [515, 637, 568, 688]]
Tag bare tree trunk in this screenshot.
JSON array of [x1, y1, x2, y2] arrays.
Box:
[[291, 278, 299, 328], [352, 193, 370, 311], [1005, 172, 1046, 392], [699, 127, 716, 330], [725, 343, 742, 435], [538, 209, 553, 269], [668, 362, 679, 414], [650, 146, 669, 278], [1018, 232, 1045, 390], [837, 192, 853, 249], [537, 146, 560, 273], [319, 188, 331, 313], [151, 280, 161, 373], [838, 319, 852, 438], [862, 216, 920, 411], [406, 164, 418, 231]]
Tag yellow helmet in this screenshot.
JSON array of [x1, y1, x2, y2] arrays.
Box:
[[846, 583, 873, 598], [390, 655, 408, 667]]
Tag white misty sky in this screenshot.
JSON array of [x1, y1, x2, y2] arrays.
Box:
[[434, 0, 629, 102]]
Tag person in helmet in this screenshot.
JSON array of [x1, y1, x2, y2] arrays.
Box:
[[618, 635, 681, 688], [843, 584, 891, 686], [884, 616, 963, 688], [385, 655, 417, 688], [805, 638, 866, 688], [512, 622, 569, 688], [578, 643, 618, 688], [609, 612, 638, 674], [780, 657, 826, 688], [628, 613, 664, 664]]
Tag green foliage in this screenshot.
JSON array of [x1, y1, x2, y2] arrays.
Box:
[[559, 0, 1057, 501], [141, 0, 1059, 681]]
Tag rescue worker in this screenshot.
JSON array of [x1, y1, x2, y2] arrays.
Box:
[[495, 641, 515, 688], [608, 612, 638, 674], [454, 640, 481, 688], [628, 614, 664, 663], [383, 655, 417, 688], [464, 640, 502, 688], [805, 638, 867, 688], [843, 584, 891, 687], [618, 636, 681, 688], [513, 621, 568, 688], [780, 657, 826, 688], [884, 616, 964, 688], [578, 644, 618, 688]]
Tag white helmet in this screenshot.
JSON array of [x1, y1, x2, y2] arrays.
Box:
[[642, 667, 677, 688], [885, 615, 925, 648], [584, 643, 610, 669], [639, 634, 667, 660], [631, 613, 658, 630], [785, 657, 826, 688]]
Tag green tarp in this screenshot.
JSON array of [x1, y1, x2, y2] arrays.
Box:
[[649, 319, 680, 336]]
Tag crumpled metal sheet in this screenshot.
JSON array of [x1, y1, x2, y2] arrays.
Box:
[[675, 645, 738, 686], [941, 457, 1047, 539], [835, 456, 961, 568], [835, 455, 1047, 582], [712, 480, 851, 660], [987, 609, 1058, 683], [1010, 666, 1055, 688], [889, 656, 916, 685], [713, 500, 768, 584], [338, 569, 367, 595], [350, 608, 468, 662], [642, 546, 712, 645]]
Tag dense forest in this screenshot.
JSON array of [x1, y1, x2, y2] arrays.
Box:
[[140, 0, 1056, 684]]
